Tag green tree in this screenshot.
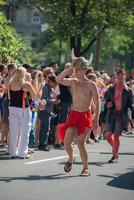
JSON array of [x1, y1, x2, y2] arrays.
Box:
[[37, 0, 134, 57], [101, 28, 134, 69], [0, 12, 23, 63], [0, 0, 5, 5]]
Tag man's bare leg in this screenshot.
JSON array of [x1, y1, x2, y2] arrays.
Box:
[[64, 127, 76, 163], [86, 129, 93, 144], [77, 130, 89, 172]]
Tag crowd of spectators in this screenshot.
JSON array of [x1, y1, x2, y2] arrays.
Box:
[[0, 60, 134, 161]]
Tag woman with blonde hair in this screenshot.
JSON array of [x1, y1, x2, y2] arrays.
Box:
[[0, 63, 17, 147], [43, 67, 55, 81], [31, 70, 44, 146], [31, 70, 44, 91], [8, 66, 36, 158], [25, 72, 32, 83]]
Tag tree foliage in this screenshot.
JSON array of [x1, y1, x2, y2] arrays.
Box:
[[36, 0, 134, 56], [0, 0, 5, 5], [1, 0, 133, 68], [101, 28, 134, 69], [0, 12, 23, 63]]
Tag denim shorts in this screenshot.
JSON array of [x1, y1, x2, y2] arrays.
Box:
[[105, 118, 123, 134]]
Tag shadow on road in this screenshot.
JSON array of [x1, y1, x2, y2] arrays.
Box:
[[100, 152, 134, 156], [122, 134, 134, 138], [0, 173, 80, 182], [59, 161, 107, 167], [98, 168, 134, 190]]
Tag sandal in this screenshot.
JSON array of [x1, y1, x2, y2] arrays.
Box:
[[28, 148, 34, 154], [80, 169, 90, 177], [64, 161, 73, 173]]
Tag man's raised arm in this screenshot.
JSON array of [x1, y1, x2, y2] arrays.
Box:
[[56, 67, 73, 86]]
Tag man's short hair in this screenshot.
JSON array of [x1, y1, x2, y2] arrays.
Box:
[[48, 75, 57, 83], [0, 64, 6, 73], [7, 63, 17, 71], [22, 63, 32, 69], [116, 69, 126, 75]]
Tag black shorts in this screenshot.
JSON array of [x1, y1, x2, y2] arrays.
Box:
[[99, 111, 106, 125], [57, 102, 72, 124]]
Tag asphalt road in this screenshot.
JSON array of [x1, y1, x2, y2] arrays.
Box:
[[0, 134, 134, 200]]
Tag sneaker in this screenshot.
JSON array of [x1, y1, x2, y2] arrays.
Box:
[[38, 145, 50, 151], [11, 156, 18, 159], [0, 143, 6, 148], [94, 138, 99, 143], [54, 144, 64, 150], [19, 155, 30, 159]]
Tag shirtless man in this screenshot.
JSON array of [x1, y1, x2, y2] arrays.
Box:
[[56, 57, 100, 176]]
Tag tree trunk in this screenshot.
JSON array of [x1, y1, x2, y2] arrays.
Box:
[[130, 54, 134, 69], [95, 36, 101, 70], [70, 35, 82, 57], [70, 36, 75, 51], [58, 37, 62, 65], [76, 35, 81, 56]]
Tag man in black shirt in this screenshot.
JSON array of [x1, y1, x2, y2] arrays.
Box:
[[54, 81, 72, 149]]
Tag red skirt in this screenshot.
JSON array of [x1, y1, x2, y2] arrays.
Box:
[[59, 110, 92, 140]]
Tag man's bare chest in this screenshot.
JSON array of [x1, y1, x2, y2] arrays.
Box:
[[73, 83, 91, 97]]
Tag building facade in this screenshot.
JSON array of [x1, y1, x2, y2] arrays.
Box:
[[3, 1, 46, 39], [13, 6, 46, 38]]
